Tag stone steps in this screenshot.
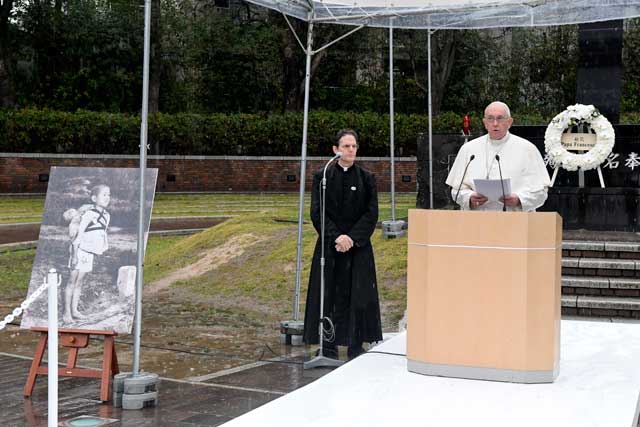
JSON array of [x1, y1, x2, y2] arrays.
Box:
[[561, 240, 640, 319], [563, 240, 640, 253], [561, 295, 640, 318]]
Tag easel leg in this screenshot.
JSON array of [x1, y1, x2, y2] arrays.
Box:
[[597, 166, 605, 188], [100, 336, 115, 402], [67, 347, 79, 369], [24, 333, 48, 397], [550, 167, 559, 187], [111, 342, 120, 375]]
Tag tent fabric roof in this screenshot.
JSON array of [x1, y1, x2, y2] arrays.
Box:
[[247, 0, 640, 29]]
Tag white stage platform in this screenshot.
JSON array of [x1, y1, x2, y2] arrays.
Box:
[[223, 320, 640, 427]]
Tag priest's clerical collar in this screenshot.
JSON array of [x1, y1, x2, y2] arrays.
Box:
[[337, 160, 353, 171], [488, 132, 510, 145]]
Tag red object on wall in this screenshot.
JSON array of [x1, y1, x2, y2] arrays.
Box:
[[462, 115, 471, 136]]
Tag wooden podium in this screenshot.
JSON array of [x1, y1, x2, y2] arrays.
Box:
[[406, 209, 562, 383]]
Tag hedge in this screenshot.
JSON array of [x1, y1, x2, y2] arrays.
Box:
[[1, 109, 636, 157]]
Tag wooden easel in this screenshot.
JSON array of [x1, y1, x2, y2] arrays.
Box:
[[23, 327, 119, 402]]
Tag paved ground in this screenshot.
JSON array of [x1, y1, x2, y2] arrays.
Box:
[[3, 215, 638, 426], [0, 352, 334, 426]]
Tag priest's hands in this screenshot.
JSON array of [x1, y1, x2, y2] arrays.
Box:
[[500, 193, 521, 207], [470, 193, 488, 209], [335, 234, 354, 252]]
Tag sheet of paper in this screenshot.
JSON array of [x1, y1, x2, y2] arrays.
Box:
[[473, 178, 511, 202]]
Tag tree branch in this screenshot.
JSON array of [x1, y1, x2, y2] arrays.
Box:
[[410, 55, 427, 94], [297, 49, 327, 96]]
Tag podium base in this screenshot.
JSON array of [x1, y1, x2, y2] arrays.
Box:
[[407, 359, 558, 384], [304, 355, 344, 370]]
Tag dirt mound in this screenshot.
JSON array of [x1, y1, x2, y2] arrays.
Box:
[[144, 233, 266, 295]]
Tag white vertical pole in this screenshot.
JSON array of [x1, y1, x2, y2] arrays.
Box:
[[293, 19, 314, 321], [134, 0, 152, 376], [47, 269, 59, 427], [389, 20, 396, 221], [427, 28, 434, 209]]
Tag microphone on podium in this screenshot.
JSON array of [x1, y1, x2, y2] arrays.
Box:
[[453, 154, 475, 209], [495, 154, 507, 212]]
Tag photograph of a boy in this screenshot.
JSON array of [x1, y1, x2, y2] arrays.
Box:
[[63, 184, 111, 324], [20, 166, 158, 334]]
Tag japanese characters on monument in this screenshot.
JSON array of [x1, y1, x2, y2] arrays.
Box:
[[544, 151, 640, 172]]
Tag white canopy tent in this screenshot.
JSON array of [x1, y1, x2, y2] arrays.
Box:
[[238, 0, 640, 323], [248, 0, 640, 29], [43, 2, 640, 424], [131, 0, 640, 365]]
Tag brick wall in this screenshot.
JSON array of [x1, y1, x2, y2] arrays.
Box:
[[0, 154, 417, 193]]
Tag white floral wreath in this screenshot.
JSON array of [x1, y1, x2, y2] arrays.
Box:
[[544, 104, 615, 171]]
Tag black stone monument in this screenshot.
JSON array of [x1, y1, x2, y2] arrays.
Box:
[[542, 20, 640, 231], [576, 20, 623, 124]]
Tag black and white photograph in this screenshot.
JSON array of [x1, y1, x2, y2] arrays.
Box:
[[20, 166, 158, 334]]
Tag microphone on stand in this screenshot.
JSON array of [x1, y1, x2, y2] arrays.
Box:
[[495, 154, 507, 212], [306, 150, 345, 368], [323, 152, 343, 185], [453, 154, 475, 209]]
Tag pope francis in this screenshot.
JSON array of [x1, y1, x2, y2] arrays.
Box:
[[445, 101, 551, 211]]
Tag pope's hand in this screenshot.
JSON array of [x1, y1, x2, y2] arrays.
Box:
[[470, 193, 488, 209], [500, 193, 521, 207]]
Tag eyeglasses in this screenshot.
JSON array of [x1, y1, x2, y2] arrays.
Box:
[[484, 116, 510, 123], [339, 144, 359, 149]]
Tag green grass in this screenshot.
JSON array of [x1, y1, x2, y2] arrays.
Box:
[[0, 235, 188, 299], [0, 193, 417, 224], [0, 193, 415, 330], [0, 196, 45, 223], [0, 248, 36, 297], [143, 212, 410, 328]]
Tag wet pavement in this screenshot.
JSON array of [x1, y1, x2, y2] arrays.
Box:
[[0, 292, 339, 426], [0, 351, 334, 426]]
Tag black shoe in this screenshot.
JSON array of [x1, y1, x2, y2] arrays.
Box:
[[347, 344, 365, 360]]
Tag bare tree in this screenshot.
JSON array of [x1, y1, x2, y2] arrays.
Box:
[[149, 0, 162, 114], [0, 0, 16, 107], [280, 19, 341, 112], [406, 30, 461, 209], [404, 30, 459, 115]]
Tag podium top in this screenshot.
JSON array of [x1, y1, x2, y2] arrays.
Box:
[[408, 209, 562, 249]]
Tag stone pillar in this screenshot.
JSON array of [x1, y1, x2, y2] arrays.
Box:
[[576, 20, 623, 124], [416, 133, 465, 209]]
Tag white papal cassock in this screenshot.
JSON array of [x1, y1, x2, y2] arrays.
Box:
[[445, 132, 551, 212]]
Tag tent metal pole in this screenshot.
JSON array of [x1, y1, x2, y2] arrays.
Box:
[[389, 21, 396, 221], [427, 27, 434, 209], [293, 20, 314, 322], [133, 0, 152, 375], [314, 24, 365, 55]]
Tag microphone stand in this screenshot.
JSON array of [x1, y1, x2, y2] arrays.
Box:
[[304, 152, 344, 369], [453, 155, 475, 210], [496, 155, 507, 212]]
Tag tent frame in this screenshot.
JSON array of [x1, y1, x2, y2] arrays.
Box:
[[128, 0, 640, 375]]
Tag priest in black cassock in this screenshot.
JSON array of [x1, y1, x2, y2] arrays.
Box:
[[303, 129, 383, 360]]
